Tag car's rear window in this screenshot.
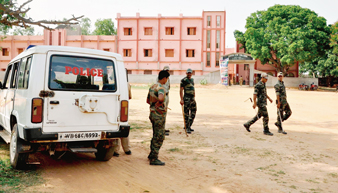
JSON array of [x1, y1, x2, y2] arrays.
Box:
[[49, 55, 117, 92]]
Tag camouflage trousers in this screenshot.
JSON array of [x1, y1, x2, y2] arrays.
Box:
[[184, 96, 197, 129], [245, 105, 269, 131], [148, 112, 166, 160], [276, 102, 292, 126]]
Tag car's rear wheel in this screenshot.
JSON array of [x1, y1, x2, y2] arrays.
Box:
[[95, 142, 114, 161], [10, 124, 29, 169]]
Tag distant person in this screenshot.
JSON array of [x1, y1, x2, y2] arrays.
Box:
[[146, 70, 170, 166], [243, 73, 274, 136], [180, 68, 197, 134], [274, 72, 291, 134], [239, 75, 243, 86], [114, 82, 132, 156], [157, 66, 171, 136]]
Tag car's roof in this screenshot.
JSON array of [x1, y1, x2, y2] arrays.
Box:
[[10, 45, 123, 63]]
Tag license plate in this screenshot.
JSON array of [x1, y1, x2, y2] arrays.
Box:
[[58, 132, 101, 141]]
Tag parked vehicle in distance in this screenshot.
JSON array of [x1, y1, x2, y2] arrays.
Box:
[[0, 45, 130, 169], [309, 82, 318, 91], [298, 83, 309, 90]]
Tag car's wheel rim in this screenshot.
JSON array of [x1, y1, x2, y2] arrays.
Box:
[[10, 132, 17, 163]]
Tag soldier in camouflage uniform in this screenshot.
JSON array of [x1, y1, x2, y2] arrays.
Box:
[[180, 68, 197, 134], [146, 70, 170, 166], [244, 73, 274, 136], [157, 66, 171, 135], [274, 72, 291, 134]]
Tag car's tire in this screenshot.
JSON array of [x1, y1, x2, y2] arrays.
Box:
[[10, 124, 29, 170], [95, 142, 115, 161]]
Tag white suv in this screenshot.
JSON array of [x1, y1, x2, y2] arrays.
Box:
[[0, 45, 130, 169]]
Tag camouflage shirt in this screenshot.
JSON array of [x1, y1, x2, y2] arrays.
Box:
[[147, 83, 167, 116], [274, 80, 287, 104], [180, 77, 195, 97], [254, 80, 267, 107]]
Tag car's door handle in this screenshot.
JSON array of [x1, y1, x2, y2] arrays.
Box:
[[50, 100, 59, 105]]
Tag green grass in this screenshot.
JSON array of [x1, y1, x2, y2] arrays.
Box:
[[328, 173, 338, 178], [167, 147, 182, 152], [0, 140, 43, 192], [0, 159, 43, 192]]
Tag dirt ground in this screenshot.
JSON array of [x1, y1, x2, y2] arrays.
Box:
[[26, 84, 338, 193]]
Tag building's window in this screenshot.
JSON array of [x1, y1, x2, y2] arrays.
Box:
[[58, 32, 61, 46], [206, 52, 210, 67], [123, 49, 132, 57], [127, 70, 132, 74], [165, 27, 174, 35], [186, 49, 195, 57], [207, 30, 211, 48], [216, 30, 220, 49], [144, 70, 152, 75], [192, 70, 195, 75], [103, 48, 110, 52], [169, 70, 174, 75], [216, 52, 220, 67], [18, 48, 24, 54], [207, 16, 211, 26], [2, 48, 9, 56], [144, 49, 152, 57], [217, 16, 221, 26], [144, 27, 152, 35], [165, 49, 174, 57], [244, 64, 249, 70], [187, 27, 196, 35], [124, 28, 132, 35]]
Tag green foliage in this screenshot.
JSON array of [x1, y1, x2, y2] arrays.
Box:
[[81, 17, 91, 35], [93, 18, 116, 35], [12, 26, 35, 35], [233, 30, 246, 51], [235, 5, 330, 75], [200, 78, 208, 85], [330, 22, 338, 55]]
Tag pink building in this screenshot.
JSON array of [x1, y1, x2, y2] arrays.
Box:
[[116, 11, 226, 75]]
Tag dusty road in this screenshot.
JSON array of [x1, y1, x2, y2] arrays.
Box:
[[28, 85, 338, 193]]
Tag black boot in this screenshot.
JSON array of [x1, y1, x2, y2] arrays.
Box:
[[263, 129, 273, 136], [165, 130, 170, 136], [275, 122, 287, 134], [150, 159, 165, 166], [243, 123, 251, 132]]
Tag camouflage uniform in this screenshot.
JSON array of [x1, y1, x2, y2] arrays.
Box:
[[147, 83, 167, 160], [244, 80, 270, 132], [274, 80, 292, 128], [180, 77, 197, 130]]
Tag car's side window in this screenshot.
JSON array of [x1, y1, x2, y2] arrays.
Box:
[[3, 65, 13, 89], [10, 62, 19, 88], [17, 56, 32, 89]]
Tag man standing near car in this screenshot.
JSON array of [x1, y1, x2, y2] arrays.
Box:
[[243, 73, 274, 136], [180, 68, 197, 134], [146, 70, 170, 166], [274, 72, 291, 134]]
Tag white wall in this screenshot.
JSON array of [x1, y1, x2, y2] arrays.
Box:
[[265, 77, 318, 88]]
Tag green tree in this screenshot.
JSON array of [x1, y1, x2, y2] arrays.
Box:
[[80, 17, 91, 35], [330, 22, 338, 55], [234, 5, 330, 75], [93, 18, 116, 35], [0, 0, 83, 30], [12, 26, 35, 35]]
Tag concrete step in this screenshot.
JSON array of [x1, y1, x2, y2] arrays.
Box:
[[69, 147, 97, 153], [0, 129, 11, 144]]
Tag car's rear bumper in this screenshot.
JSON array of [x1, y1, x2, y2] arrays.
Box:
[[23, 125, 130, 142]]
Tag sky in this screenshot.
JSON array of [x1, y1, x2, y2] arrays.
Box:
[[17, 0, 338, 48]]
